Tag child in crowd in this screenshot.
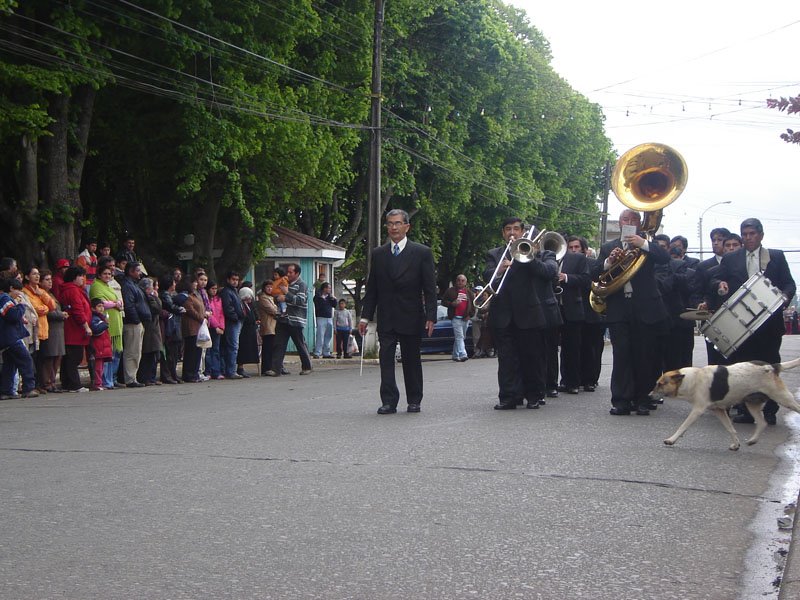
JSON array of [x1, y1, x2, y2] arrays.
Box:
[[0, 277, 38, 399], [333, 298, 353, 359], [271, 267, 289, 315], [89, 297, 112, 391]]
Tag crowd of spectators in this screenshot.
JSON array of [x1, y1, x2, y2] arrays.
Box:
[[0, 239, 344, 399]]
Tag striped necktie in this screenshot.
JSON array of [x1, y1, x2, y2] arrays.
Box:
[[393, 244, 400, 257]]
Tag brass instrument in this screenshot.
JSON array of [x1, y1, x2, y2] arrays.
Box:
[[475, 229, 565, 310], [589, 143, 687, 313]]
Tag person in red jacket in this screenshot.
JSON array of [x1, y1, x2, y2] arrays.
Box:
[[59, 266, 92, 392], [89, 297, 112, 391]]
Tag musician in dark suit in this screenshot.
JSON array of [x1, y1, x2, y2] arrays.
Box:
[[484, 217, 560, 410], [593, 209, 670, 416], [580, 241, 606, 392], [359, 209, 437, 415], [556, 236, 591, 394], [670, 235, 700, 268], [694, 227, 730, 365], [711, 218, 796, 424]]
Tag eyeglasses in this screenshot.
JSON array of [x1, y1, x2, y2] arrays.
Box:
[[386, 221, 407, 228]]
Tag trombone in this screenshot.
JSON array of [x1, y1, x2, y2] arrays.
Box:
[[474, 229, 564, 310]]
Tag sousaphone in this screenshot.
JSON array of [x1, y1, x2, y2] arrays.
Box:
[[589, 143, 688, 313]]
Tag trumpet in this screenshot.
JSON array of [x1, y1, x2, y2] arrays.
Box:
[[474, 229, 565, 310]]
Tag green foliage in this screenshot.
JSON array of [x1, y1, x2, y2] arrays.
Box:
[[1, 0, 612, 286]]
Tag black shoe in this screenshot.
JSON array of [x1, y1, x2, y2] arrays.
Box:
[[227, 373, 244, 380], [546, 389, 559, 398], [583, 384, 596, 392], [765, 414, 777, 425], [609, 407, 631, 416], [538, 398, 546, 406], [635, 407, 651, 416], [377, 404, 397, 415], [526, 401, 540, 409], [558, 385, 579, 394], [407, 403, 421, 413], [732, 414, 755, 424], [280, 368, 290, 375], [263, 370, 279, 377], [127, 381, 145, 388], [493, 402, 517, 410]]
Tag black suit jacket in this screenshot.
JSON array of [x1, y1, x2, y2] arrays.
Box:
[[559, 251, 590, 322], [593, 239, 670, 324], [694, 255, 723, 309], [361, 240, 437, 336], [712, 247, 796, 337], [484, 246, 560, 330]]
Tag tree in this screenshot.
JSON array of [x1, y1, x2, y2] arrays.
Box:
[[767, 94, 800, 145]]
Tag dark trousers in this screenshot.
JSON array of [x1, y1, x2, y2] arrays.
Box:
[[492, 323, 546, 405], [137, 351, 158, 384], [1, 340, 36, 395], [728, 328, 783, 416], [544, 326, 559, 390], [580, 322, 606, 387], [335, 330, 349, 357], [663, 325, 694, 372], [378, 330, 423, 407], [609, 315, 666, 410], [61, 345, 85, 391], [182, 336, 201, 382], [260, 334, 274, 375], [559, 320, 583, 388], [271, 322, 312, 373], [161, 340, 181, 382]]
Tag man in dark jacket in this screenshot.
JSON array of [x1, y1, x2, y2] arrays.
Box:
[[484, 217, 560, 410], [593, 210, 670, 416], [556, 236, 591, 394], [359, 210, 437, 414], [312, 282, 337, 358], [120, 262, 151, 387], [219, 271, 245, 379]]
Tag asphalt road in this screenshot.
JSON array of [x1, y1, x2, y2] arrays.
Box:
[[1, 335, 799, 600]]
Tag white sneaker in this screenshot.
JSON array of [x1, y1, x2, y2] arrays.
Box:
[[199, 375, 211, 382]]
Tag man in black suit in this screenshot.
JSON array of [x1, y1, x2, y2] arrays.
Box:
[[669, 235, 700, 268], [593, 209, 670, 416], [580, 240, 606, 392], [359, 209, 437, 415], [694, 227, 731, 365], [711, 218, 796, 424], [556, 236, 591, 394], [484, 217, 561, 410]]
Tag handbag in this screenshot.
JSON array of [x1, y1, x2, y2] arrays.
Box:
[[196, 319, 212, 348]]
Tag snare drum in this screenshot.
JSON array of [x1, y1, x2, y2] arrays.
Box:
[[699, 272, 786, 358]]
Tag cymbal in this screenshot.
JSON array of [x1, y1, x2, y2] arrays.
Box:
[[680, 309, 713, 321]]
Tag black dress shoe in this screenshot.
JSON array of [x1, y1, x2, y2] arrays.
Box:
[[407, 403, 421, 413], [732, 414, 755, 424], [280, 368, 290, 375], [609, 407, 631, 416], [493, 402, 516, 410], [127, 381, 145, 388], [635, 407, 651, 416], [377, 405, 397, 415], [526, 401, 540, 409], [583, 384, 596, 392], [558, 386, 579, 394], [765, 414, 777, 425], [546, 389, 559, 398]]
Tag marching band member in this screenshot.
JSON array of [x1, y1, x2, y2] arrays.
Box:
[[484, 217, 560, 410]]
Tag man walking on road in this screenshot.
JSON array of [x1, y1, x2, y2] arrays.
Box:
[[359, 209, 437, 415]]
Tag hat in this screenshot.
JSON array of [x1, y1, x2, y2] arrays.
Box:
[[55, 259, 70, 269], [473, 285, 484, 292]]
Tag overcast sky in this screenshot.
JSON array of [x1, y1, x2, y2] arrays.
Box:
[[507, 0, 800, 286]]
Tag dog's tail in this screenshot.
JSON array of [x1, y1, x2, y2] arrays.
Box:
[[777, 358, 800, 373]]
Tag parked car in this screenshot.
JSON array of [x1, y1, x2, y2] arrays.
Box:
[[420, 305, 474, 355]]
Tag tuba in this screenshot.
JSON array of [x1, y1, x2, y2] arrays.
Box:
[[589, 143, 687, 313]]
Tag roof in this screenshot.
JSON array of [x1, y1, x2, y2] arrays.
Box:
[[263, 226, 346, 260]]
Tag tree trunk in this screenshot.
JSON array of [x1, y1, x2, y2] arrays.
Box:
[[40, 92, 72, 263]]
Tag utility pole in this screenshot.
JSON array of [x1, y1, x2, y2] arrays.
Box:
[[367, 0, 385, 273]]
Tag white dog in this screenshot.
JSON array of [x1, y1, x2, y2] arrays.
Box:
[[651, 358, 800, 451]]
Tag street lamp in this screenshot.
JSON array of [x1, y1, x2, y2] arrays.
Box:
[[698, 200, 732, 259]]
